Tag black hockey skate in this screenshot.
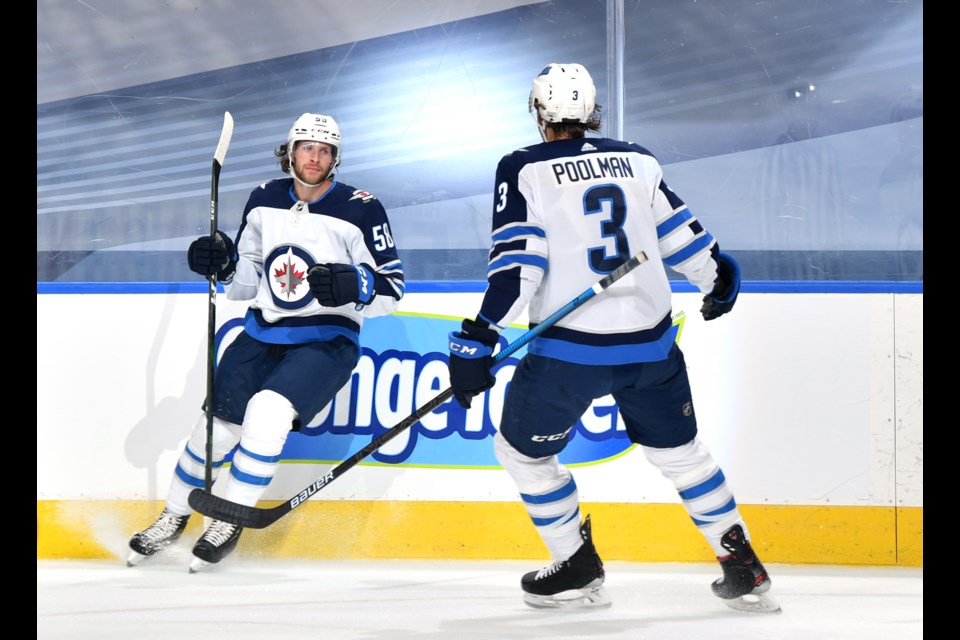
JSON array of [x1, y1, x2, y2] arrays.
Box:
[[126, 508, 190, 566], [521, 514, 611, 609], [711, 524, 781, 613], [189, 519, 243, 573]]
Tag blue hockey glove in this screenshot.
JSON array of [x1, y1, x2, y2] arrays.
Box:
[[701, 252, 741, 321], [307, 263, 376, 307], [187, 231, 236, 280], [448, 318, 500, 409]]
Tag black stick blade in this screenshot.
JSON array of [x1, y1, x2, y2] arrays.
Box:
[[186, 249, 650, 530], [188, 489, 286, 529]]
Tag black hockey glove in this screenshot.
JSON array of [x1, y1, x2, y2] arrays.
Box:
[[187, 231, 236, 281], [448, 318, 500, 409], [307, 263, 377, 307], [701, 252, 741, 321]]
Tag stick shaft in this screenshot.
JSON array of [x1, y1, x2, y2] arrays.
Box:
[[190, 250, 647, 527], [204, 112, 234, 491]]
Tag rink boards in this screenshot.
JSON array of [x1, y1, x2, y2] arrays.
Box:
[[36, 290, 923, 566]]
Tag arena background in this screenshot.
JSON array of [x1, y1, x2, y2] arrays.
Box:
[[37, 0, 922, 567]]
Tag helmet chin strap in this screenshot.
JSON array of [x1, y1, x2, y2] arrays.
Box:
[[292, 172, 327, 188], [535, 110, 549, 142], [290, 159, 331, 188], [538, 119, 553, 143]]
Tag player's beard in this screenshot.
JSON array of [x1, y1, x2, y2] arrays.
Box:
[[292, 162, 330, 188]]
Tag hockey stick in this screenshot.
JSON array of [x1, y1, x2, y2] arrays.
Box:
[[189, 250, 648, 527], [203, 111, 234, 491]]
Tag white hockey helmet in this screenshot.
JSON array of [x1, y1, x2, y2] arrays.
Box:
[[528, 63, 597, 127], [287, 113, 341, 170]]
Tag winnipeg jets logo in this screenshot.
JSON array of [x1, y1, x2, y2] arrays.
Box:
[[273, 249, 306, 298], [349, 189, 376, 203], [265, 245, 315, 310]]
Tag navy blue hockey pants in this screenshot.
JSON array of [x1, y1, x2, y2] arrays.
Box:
[[498, 343, 698, 459], [209, 331, 359, 428]]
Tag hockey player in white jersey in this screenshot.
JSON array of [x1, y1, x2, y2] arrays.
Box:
[[447, 64, 778, 612], [128, 113, 404, 572]]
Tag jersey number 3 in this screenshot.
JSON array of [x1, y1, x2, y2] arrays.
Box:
[[584, 184, 630, 274]]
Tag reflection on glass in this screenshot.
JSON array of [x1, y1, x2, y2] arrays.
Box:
[[36, 0, 922, 283]]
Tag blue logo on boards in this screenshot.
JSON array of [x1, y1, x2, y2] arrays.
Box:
[[215, 314, 663, 468]]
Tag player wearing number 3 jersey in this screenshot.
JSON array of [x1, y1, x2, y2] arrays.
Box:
[[447, 63, 778, 612]]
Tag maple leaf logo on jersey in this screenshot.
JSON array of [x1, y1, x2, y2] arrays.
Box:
[[265, 245, 315, 310], [273, 259, 306, 298], [349, 189, 376, 203]]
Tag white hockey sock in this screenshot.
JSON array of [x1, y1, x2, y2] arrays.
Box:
[[222, 390, 297, 508], [494, 432, 583, 561], [166, 415, 241, 515], [642, 438, 745, 556]]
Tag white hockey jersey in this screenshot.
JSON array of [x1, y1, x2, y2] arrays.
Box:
[[478, 137, 723, 365], [224, 178, 404, 347]]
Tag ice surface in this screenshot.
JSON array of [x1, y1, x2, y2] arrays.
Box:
[[38, 558, 922, 639]]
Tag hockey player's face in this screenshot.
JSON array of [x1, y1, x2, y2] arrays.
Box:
[[292, 141, 335, 184]]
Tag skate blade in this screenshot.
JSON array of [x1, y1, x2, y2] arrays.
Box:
[[523, 585, 612, 610], [188, 557, 211, 574], [722, 591, 781, 613], [125, 550, 148, 567]]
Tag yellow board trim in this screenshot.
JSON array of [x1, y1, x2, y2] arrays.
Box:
[[37, 500, 922, 567]]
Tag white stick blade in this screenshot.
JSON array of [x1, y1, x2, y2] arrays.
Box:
[[214, 111, 234, 165]]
